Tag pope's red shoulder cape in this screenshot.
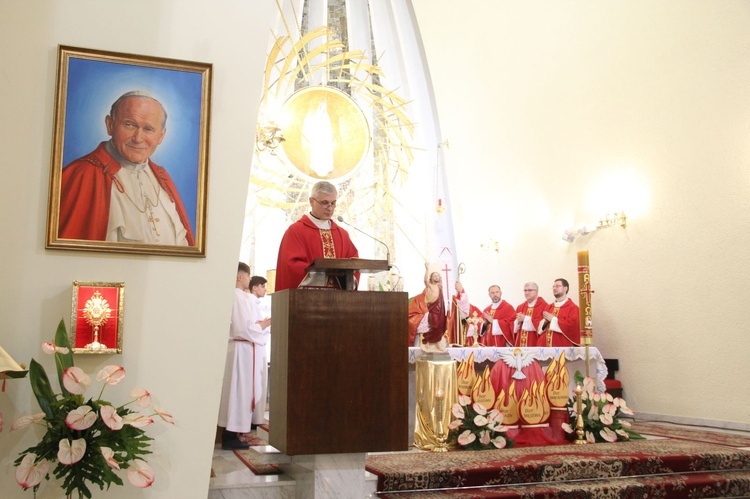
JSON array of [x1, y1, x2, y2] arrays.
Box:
[[58, 142, 195, 245]]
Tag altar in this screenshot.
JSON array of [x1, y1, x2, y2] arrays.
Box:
[[407, 346, 608, 444], [408, 346, 608, 392]]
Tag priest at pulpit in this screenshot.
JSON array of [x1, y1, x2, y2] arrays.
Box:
[[274, 181, 359, 291]]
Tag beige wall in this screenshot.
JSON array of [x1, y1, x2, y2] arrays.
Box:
[[412, 0, 750, 427], [0, 1, 275, 497]]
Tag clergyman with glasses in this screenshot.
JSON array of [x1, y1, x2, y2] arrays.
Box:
[[274, 181, 359, 291], [513, 281, 548, 347]]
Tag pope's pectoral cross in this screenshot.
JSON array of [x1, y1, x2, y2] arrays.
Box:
[[148, 212, 161, 236]]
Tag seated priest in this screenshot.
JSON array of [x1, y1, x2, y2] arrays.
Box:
[[274, 181, 359, 291]]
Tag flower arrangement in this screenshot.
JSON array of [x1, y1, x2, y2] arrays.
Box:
[[447, 394, 513, 450], [11, 320, 173, 498], [562, 371, 642, 443]]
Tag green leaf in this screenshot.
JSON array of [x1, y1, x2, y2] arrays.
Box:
[[28, 358, 55, 418], [54, 319, 75, 397]]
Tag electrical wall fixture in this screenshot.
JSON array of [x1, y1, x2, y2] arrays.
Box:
[[255, 122, 285, 153], [563, 214, 626, 244], [597, 211, 627, 230], [562, 228, 577, 243]]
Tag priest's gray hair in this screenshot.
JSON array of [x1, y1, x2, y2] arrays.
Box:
[[109, 90, 168, 129], [524, 282, 539, 291], [310, 181, 337, 198]]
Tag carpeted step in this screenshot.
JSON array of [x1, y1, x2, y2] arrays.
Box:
[[376, 469, 750, 498], [366, 440, 750, 493]]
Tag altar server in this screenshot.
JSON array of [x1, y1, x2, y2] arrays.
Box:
[[218, 263, 271, 449]]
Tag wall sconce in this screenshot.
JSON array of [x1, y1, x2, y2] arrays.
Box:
[[597, 211, 627, 230], [563, 213, 626, 243], [480, 239, 500, 253], [255, 122, 285, 153]]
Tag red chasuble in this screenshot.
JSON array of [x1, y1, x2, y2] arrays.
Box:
[[481, 301, 516, 347], [536, 299, 581, 347], [274, 215, 359, 292], [514, 297, 548, 347], [59, 142, 194, 244]]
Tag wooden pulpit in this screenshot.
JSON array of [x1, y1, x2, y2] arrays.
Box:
[[269, 261, 408, 455]]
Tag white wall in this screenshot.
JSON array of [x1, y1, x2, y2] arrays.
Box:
[[411, 0, 750, 426], [0, 1, 275, 497]]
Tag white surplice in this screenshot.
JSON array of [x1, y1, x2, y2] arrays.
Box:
[[217, 288, 270, 433]]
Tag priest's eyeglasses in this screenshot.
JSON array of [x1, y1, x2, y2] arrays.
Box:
[[311, 198, 337, 208]]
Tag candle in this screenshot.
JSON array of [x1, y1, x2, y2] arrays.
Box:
[[577, 250, 593, 345]]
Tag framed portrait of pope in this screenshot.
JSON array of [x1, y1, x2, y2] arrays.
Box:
[[45, 45, 212, 257]]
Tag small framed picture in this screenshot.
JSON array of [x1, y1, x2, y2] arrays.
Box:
[[46, 45, 212, 257], [70, 281, 125, 354]]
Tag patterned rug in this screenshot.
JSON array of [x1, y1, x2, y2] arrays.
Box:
[[233, 432, 282, 476], [366, 439, 750, 494], [631, 421, 750, 448]]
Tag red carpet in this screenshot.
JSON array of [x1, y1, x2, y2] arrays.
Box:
[[630, 421, 750, 448], [233, 432, 282, 476], [366, 439, 750, 497]]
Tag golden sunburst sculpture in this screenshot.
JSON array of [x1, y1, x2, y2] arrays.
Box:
[[82, 290, 111, 351], [251, 20, 416, 228]]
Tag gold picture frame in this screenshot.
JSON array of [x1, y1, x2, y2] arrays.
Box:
[[46, 45, 212, 257], [70, 281, 125, 354]]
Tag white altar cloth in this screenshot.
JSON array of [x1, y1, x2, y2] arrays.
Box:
[[408, 346, 608, 393]]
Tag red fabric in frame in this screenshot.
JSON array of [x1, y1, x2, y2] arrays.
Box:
[[74, 286, 120, 348]]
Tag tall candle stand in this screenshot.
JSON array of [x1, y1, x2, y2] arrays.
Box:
[[573, 384, 587, 445], [433, 388, 449, 452]]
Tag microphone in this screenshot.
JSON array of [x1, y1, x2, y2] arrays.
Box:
[[336, 216, 391, 267]]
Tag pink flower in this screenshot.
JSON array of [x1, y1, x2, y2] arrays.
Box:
[[472, 403, 487, 415], [473, 414, 488, 427], [96, 365, 126, 385], [451, 403, 465, 419], [62, 366, 91, 395], [491, 435, 507, 449], [101, 447, 121, 470], [479, 430, 491, 445], [65, 405, 97, 430], [600, 403, 617, 426], [458, 394, 472, 406], [41, 342, 69, 355], [605, 393, 614, 402], [58, 438, 86, 465], [448, 419, 463, 430], [592, 392, 601, 402], [616, 429, 630, 439], [619, 419, 632, 428], [130, 387, 152, 408], [586, 431, 596, 443], [123, 413, 154, 428], [154, 405, 174, 425], [100, 405, 124, 430], [561, 422, 574, 434], [11, 412, 45, 431], [127, 459, 155, 488], [587, 404, 599, 421], [600, 427, 618, 442], [457, 429, 476, 446], [15, 453, 49, 489]]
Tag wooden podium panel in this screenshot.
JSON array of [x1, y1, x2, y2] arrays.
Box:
[[269, 289, 409, 455]]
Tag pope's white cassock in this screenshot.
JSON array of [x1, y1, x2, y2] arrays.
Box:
[[218, 288, 270, 433]]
